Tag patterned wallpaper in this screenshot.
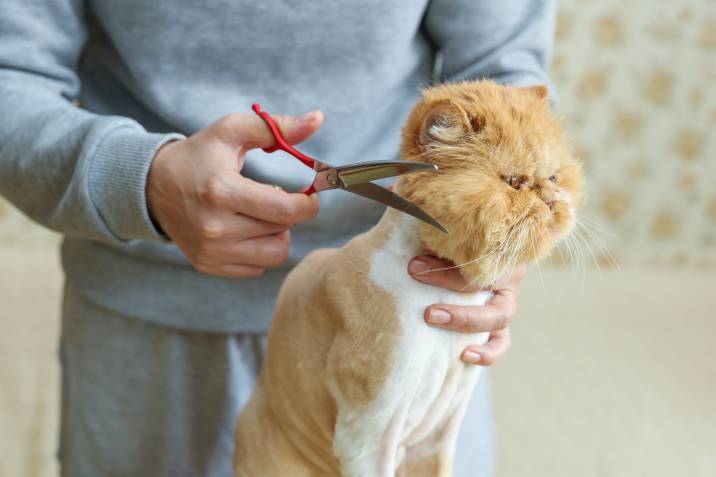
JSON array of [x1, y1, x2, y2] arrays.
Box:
[[1, 0, 715, 268], [550, 0, 716, 269]]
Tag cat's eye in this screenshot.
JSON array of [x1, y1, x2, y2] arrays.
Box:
[[503, 175, 523, 189], [549, 175, 557, 182]]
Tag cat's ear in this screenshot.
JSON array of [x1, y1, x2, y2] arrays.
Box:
[[419, 100, 471, 146], [524, 85, 549, 100]]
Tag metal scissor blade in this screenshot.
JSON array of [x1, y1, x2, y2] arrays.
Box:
[[344, 181, 448, 233], [336, 160, 438, 187]]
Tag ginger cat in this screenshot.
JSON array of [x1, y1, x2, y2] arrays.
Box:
[[234, 80, 583, 477]]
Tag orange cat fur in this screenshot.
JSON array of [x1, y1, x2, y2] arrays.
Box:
[[234, 80, 583, 477], [399, 81, 582, 285]]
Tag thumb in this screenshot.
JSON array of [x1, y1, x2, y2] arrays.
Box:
[[214, 110, 324, 150]]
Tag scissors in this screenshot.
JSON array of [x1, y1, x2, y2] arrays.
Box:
[[251, 104, 447, 233]]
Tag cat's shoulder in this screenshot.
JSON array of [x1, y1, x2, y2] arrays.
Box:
[[284, 247, 339, 289]]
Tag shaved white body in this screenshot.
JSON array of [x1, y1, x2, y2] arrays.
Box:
[[330, 213, 491, 476]]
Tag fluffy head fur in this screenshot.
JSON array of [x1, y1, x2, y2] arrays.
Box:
[[398, 80, 583, 284]]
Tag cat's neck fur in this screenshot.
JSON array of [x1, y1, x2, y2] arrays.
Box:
[[365, 207, 425, 264]]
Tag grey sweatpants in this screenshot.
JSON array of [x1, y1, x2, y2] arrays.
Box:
[[59, 284, 496, 477]]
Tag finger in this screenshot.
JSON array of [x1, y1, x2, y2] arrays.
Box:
[[409, 256, 528, 293], [461, 328, 512, 366], [215, 110, 324, 150], [224, 231, 292, 268], [197, 212, 292, 242], [213, 175, 321, 225], [408, 255, 475, 292], [423, 287, 517, 333], [199, 231, 291, 268], [194, 262, 267, 279]]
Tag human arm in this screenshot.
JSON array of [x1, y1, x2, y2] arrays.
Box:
[[0, 0, 184, 242], [423, 0, 555, 87], [0, 1, 321, 277]]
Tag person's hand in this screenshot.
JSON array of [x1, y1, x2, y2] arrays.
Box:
[[146, 110, 323, 278], [408, 256, 528, 366]]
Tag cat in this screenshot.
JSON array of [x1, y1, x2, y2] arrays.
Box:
[[233, 80, 583, 477]]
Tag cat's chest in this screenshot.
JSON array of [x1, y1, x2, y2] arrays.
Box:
[[365, 215, 491, 433], [368, 213, 492, 344], [323, 212, 491, 463], [371, 257, 491, 383]]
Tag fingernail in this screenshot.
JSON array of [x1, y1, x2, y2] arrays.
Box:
[[428, 308, 451, 324], [463, 351, 481, 363], [409, 259, 428, 275], [298, 111, 319, 123]]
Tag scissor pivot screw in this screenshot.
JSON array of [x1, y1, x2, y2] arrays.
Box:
[[327, 173, 337, 185]]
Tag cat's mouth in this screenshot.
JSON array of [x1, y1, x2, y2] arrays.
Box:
[[445, 208, 574, 284], [495, 204, 575, 265]]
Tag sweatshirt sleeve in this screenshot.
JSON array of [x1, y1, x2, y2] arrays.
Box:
[[423, 0, 556, 87], [0, 1, 184, 243]]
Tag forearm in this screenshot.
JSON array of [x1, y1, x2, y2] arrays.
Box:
[[0, 71, 183, 242], [0, 0, 186, 243]]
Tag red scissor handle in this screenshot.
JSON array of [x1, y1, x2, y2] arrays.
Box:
[[252, 103, 318, 195], [252, 103, 316, 168]]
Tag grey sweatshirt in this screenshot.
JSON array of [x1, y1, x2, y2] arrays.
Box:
[[0, 1, 554, 333]]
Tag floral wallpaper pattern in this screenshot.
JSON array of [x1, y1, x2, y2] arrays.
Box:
[[1, 0, 715, 268], [550, 0, 715, 269]]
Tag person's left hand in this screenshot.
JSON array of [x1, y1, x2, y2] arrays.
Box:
[[408, 256, 527, 366]]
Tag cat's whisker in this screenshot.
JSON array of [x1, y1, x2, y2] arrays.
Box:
[[571, 232, 585, 279], [591, 237, 621, 274], [497, 226, 519, 270], [481, 244, 507, 289], [480, 220, 527, 294], [564, 233, 583, 287], [455, 256, 502, 294], [417, 250, 496, 274], [575, 218, 622, 274], [466, 233, 513, 293], [578, 215, 618, 239], [497, 219, 523, 265], [555, 239, 568, 265], [567, 230, 579, 267], [572, 229, 588, 288], [447, 240, 507, 295], [502, 229, 524, 282], [458, 273, 487, 294], [529, 228, 550, 303], [482, 253, 503, 291], [559, 235, 575, 268], [575, 217, 611, 244], [574, 226, 603, 279]]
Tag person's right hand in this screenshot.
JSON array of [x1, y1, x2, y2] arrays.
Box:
[[146, 110, 323, 278]]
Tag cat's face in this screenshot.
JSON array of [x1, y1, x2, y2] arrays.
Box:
[[398, 81, 583, 284]]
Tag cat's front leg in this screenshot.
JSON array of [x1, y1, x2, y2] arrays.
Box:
[[432, 369, 481, 477], [332, 404, 409, 477]]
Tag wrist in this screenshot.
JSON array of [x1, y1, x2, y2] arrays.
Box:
[[146, 139, 182, 239]]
